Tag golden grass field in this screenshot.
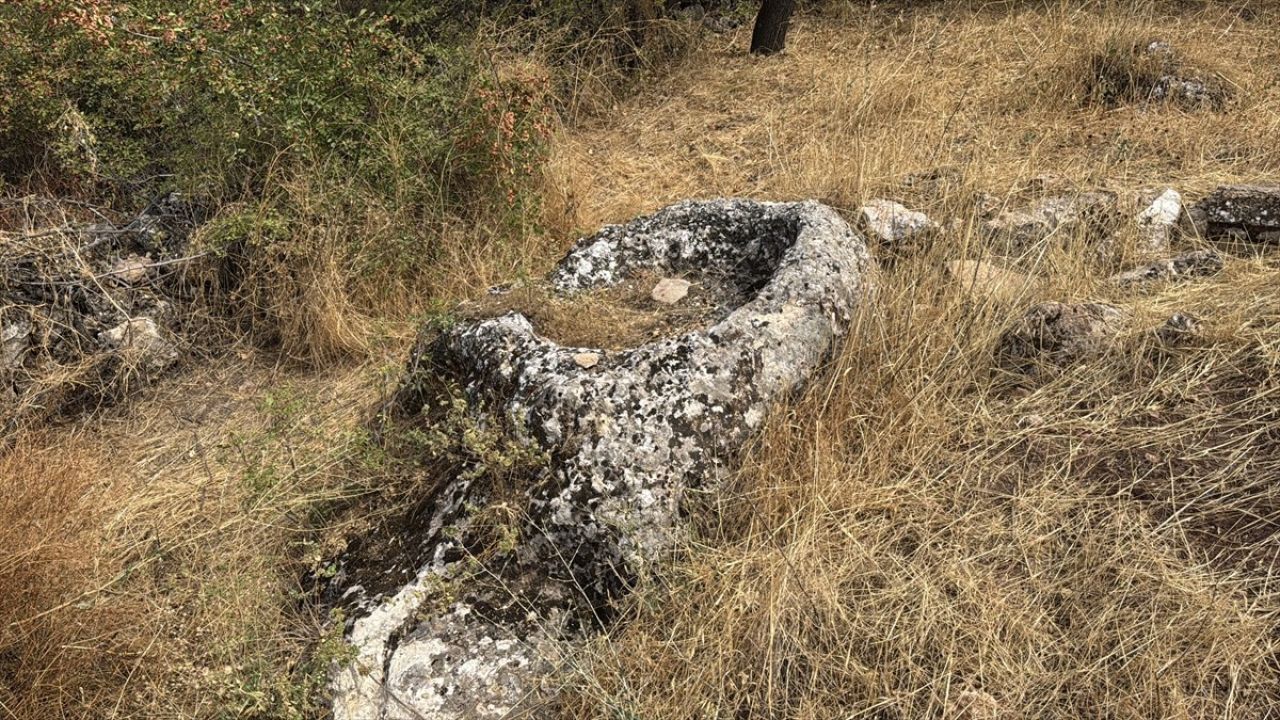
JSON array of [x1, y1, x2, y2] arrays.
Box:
[[4, 1, 1280, 718]]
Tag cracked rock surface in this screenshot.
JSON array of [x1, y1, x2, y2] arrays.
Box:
[[330, 199, 873, 719]]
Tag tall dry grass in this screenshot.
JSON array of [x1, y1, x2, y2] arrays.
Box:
[[0, 437, 144, 718], [543, 1, 1280, 717]]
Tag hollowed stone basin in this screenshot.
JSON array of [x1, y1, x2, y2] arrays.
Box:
[[332, 198, 873, 720]]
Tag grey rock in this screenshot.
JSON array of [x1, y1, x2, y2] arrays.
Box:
[[984, 191, 1118, 248], [100, 317, 178, 374], [333, 199, 874, 719], [996, 302, 1128, 372], [1194, 185, 1280, 239], [857, 199, 938, 248], [1109, 250, 1223, 287], [1135, 188, 1183, 253], [1157, 312, 1202, 345], [1, 317, 31, 370]]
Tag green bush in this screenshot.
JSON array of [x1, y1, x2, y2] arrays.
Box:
[[1, 2, 527, 198]]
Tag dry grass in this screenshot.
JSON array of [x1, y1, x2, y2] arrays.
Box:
[[458, 270, 725, 349], [540, 2, 1280, 717], [5, 1, 1280, 718]]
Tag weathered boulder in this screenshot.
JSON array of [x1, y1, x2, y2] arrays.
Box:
[[1192, 185, 1280, 240], [996, 302, 1127, 372], [857, 199, 937, 249], [984, 191, 1118, 249], [1135, 188, 1183, 253], [1109, 250, 1223, 287], [331, 199, 874, 719]]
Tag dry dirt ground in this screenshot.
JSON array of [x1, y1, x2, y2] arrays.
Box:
[[5, 2, 1280, 718]]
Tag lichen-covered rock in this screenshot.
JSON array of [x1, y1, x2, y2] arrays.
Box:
[[857, 199, 937, 249], [996, 302, 1127, 372], [333, 199, 874, 719], [1109, 250, 1223, 287], [1193, 185, 1280, 240], [1088, 41, 1230, 110]]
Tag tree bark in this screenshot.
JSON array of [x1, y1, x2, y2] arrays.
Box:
[[750, 0, 795, 55]]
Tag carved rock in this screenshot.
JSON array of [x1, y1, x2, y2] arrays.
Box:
[[332, 199, 874, 719]]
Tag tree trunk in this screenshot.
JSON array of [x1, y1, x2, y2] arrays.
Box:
[[750, 0, 795, 55]]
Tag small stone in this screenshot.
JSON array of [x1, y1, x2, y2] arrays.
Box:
[[857, 199, 938, 248], [572, 352, 600, 369], [996, 301, 1127, 372], [1135, 188, 1183, 253], [100, 317, 178, 373], [109, 254, 151, 284], [1016, 414, 1046, 429], [1109, 250, 1223, 287], [1157, 312, 1202, 344], [651, 277, 692, 305], [947, 260, 1042, 302], [2, 317, 32, 369]]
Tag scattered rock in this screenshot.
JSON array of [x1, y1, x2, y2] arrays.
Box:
[[1, 317, 32, 369], [1135, 188, 1183, 253], [984, 191, 1118, 249], [996, 301, 1127, 372], [335, 199, 874, 719], [1193, 185, 1280, 240], [947, 260, 1042, 302], [948, 689, 1004, 720], [1016, 414, 1046, 429], [1, 193, 201, 430], [1156, 311, 1202, 345], [857, 199, 938, 249], [1109, 250, 1223, 287], [650, 277, 692, 305], [100, 317, 179, 374], [572, 352, 601, 369], [1088, 40, 1230, 109]]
